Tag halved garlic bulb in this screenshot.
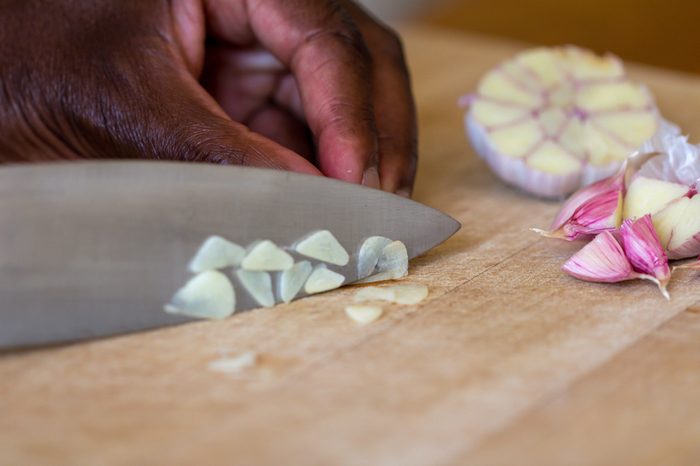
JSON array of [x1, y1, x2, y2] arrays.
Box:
[[278, 261, 313, 303], [188, 235, 245, 273], [165, 270, 236, 319], [241, 240, 294, 271], [357, 236, 392, 279], [465, 46, 659, 198], [294, 230, 349, 266], [304, 264, 345, 294], [236, 270, 275, 307]]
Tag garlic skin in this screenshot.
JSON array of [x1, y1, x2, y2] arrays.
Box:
[[188, 236, 246, 273], [241, 240, 294, 271], [620, 215, 670, 297], [278, 261, 313, 303], [562, 231, 668, 298], [533, 169, 624, 240], [165, 270, 236, 319], [236, 270, 275, 307], [294, 230, 349, 266], [465, 46, 659, 198], [304, 264, 345, 295]]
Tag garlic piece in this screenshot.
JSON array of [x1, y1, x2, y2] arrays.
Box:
[[345, 305, 383, 325], [357, 236, 392, 279], [465, 46, 659, 198], [354, 284, 429, 305], [294, 230, 349, 266], [562, 231, 666, 297], [278, 261, 313, 303], [241, 240, 294, 271], [304, 264, 345, 294], [652, 195, 700, 260], [188, 235, 245, 273], [356, 240, 408, 284], [533, 168, 624, 240], [208, 351, 257, 374], [236, 270, 275, 307], [165, 270, 236, 319], [620, 215, 670, 299], [623, 176, 689, 220]]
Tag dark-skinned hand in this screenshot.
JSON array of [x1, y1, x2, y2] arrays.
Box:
[[0, 0, 417, 195]]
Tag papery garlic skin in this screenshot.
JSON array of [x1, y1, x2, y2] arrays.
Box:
[[620, 215, 670, 297], [465, 46, 659, 198], [534, 169, 624, 240], [562, 230, 668, 298], [562, 231, 635, 283]]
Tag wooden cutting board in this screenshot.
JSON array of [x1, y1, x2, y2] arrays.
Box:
[[2, 24, 700, 466]]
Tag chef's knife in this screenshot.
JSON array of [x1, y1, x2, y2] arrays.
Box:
[[0, 161, 460, 348]]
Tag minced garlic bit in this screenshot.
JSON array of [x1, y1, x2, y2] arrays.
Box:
[[345, 305, 383, 324]]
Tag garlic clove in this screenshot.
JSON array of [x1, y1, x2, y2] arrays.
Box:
[[389, 284, 430, 305], [356, 240, 409, 284], [353, 284, 429, 305], [623, 176, 689, 220], [165, 270, 236, 319], [532, 167, 624, 241], [562, 231, 666, 297], [304, 264, 345, 295], [353, 286, 396, 303], [188, 235, 246, 273], [465, 46, 659, 198], [241, 240, 294, 271], [620, 215, 670, 299], [652, 194, 700, 260], [345, 305, 383, 324], [236, 270, 275, 307], [357, 236, 392, 279], [278, 261, 313, 303], [294, 230, 349, 266]]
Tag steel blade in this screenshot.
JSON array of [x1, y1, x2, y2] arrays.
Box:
[[0, 161, 459, 348]]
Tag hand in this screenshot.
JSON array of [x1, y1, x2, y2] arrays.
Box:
[[0, 0, 417, 195]]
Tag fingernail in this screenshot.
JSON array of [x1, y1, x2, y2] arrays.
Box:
[[396, 188, 412, 198], [362, 166, 381, 189]]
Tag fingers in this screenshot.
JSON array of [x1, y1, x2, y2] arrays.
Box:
[[342, 2, 418, 195], [205, 0, 381, 187]]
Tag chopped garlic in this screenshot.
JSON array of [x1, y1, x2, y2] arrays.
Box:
[[304, 264, 345, 294], [208, 351, 257, 374], [345, 305, 383, 324], [356, 240, 408, 284], [278, 261, 313, 303], [236, 270, 275, 307], [165, 270, 235, 319], [294, 230, 349, 266], [357, 236, 392, 279], [354, 284, 429, 305], [188, 235, 246, 273], [241, 240, 294, 271]]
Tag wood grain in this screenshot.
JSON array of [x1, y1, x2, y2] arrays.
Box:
[[1, 24, 700, 466]]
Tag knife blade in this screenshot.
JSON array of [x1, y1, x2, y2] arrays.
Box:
[[0, 161, 460, 348]]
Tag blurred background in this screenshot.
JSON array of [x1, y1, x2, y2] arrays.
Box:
[[359, 0, 700, 75]]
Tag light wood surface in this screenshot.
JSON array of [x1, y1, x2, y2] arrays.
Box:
[[2, 25, 700, 465]]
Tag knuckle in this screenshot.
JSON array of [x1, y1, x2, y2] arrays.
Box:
[[303, 25, 371, 65]]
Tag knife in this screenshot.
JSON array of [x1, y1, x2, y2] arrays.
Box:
[[0, 161, 460, 348]]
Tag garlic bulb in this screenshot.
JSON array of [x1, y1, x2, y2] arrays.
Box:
[[464, 46, 659, 198]]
